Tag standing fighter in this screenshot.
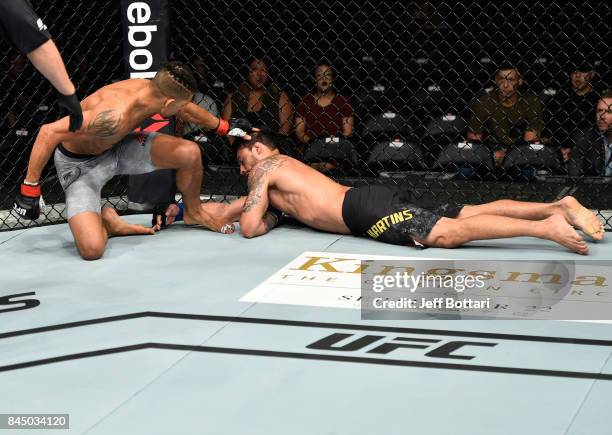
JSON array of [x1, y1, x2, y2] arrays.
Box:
[[0, 0, 83, 130], [14, 61, 252, 260], [159, 132, 603, 254]]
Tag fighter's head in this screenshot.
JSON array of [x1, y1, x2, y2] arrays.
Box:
[[236, 131, 279, 176], [152, 61, 196, 116]]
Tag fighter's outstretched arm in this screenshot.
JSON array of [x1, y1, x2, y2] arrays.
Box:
[[210, 196, 247, 222], [152, 197, 247, 229], [178, 102, 255, 140], [177, 102, 221, 131], [239, 165, 279, 238]]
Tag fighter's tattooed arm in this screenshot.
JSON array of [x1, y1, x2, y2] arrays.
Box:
[[243, 170, 265, 212], [243, 156, 284, 212], [87, 110, 121, 137], [240, 156, 284, 237]]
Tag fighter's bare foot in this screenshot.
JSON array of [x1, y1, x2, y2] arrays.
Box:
[[183, 209, 235, 234], [101, 207, 156, 237], [545, 214, 589, 255], [559, 196, 605, 241]]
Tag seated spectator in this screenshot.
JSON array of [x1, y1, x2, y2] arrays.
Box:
[[566, 90, 612, 176], [190, 54, 225, 106], [223, 57, 293, 141], [178, 54, 219, 137], [295, 63, 354, 172], [174, 55, 229, 164], [190, 54, 209, 93], [544, 61, 601, 162], [467, 63, 544, 167]]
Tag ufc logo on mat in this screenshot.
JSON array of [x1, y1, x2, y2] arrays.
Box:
[[307, 333, 497, 360]]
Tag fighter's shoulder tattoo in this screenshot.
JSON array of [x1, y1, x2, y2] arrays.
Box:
[[247, 155, 285, 188], [243, 156, 285, 213], [255, 155, 285, 174], [87, 109, 122, 137]]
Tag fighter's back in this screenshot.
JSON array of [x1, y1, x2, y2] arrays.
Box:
[[61, 78, 154, 154], [266, 155, 351, 234]]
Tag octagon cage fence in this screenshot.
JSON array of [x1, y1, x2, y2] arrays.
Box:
[[0, 1, 610, 231]]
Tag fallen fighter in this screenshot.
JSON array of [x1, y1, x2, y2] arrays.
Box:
[[156, 131, 605, 254]]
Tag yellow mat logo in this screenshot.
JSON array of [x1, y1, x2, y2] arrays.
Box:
[[366, 210, 413, 238], [241, 252, 612, 321]]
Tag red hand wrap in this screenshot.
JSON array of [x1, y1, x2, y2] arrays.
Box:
[[215, 119, 229, 136], [21, 183, 41, 197]]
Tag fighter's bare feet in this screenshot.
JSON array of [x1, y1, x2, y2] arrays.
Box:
[[101, 207, 156, 236], [559, 196, 605, 241], [545, 214, 589, 255], [183, 208, 235, 234]]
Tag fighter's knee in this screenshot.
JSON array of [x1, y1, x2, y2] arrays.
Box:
[[433, 236, 460, 249], [176, 139, 201, 164], [77, 241, 105, 261], [426, 218, 462, 248]]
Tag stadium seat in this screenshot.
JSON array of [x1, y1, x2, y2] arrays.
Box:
[[366, 137, 426, 171]]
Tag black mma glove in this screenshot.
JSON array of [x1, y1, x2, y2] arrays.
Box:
[[152, 202, 184, 229], [215, 118, 252, 138], [57, 92, 83, 132], [152, 203, 172, 228], [13, 182, 41, 220]]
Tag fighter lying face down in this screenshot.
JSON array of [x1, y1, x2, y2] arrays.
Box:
[[157, 132, 605, 255]]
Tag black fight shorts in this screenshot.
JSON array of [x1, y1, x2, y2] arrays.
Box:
[[341, 185, 463, 247]]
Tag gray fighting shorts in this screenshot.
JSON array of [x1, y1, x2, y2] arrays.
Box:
[[53, 132, 160, 219]]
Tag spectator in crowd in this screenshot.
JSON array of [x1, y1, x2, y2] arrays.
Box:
[[223, 57, 293, 139], [566, 90, 612, 176], [544, 62, 602, 162], [467, 63, 544, 166], [191, 54, 208, 92], [178, 54, 219, 136], [295, 63, 354, 172]]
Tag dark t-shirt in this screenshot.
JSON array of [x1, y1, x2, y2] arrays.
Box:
[[468, 92, 544, 147], [231, 83, 283, 131], [545, 87, 601, 146], [296, 94, 353, 138]]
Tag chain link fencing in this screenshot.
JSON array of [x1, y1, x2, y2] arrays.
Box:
[[0, 0, 125, 230], [1, 0, 611, 231]]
